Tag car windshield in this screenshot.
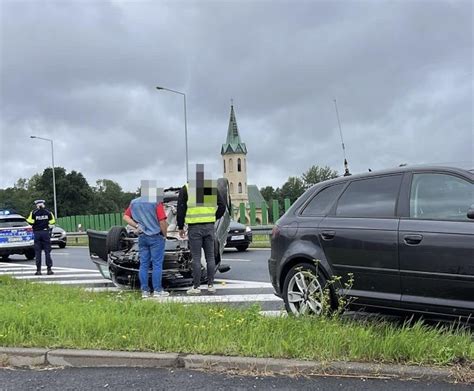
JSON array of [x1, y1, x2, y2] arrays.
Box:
[[0, 218, 28, 228]]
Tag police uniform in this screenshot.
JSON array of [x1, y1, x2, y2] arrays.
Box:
[[26, 200, 55, 275]]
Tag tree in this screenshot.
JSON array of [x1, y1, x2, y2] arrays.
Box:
[[93, 179, 128, 213], [1, 168, 137, 217], [0, 177, 43, 215], [302, 165, 338, 189], [280, 176, 305, 204], [260, 186, 277, 205], [35, 167, 67, 210], [60, 170, 95, 216]]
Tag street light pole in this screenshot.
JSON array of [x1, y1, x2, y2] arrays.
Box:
[[156, 86, 189, 182], [30, 136, 58, 218]]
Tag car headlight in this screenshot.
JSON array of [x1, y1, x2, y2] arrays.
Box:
[[245, 226, 252, 233]]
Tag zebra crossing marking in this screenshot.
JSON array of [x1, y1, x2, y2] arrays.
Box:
[[147, 293, 280, 304], [0, 262, 283, 308]]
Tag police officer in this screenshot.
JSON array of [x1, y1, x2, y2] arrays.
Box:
[[177, 165, 225, 295], [26, 200, 56, 275]]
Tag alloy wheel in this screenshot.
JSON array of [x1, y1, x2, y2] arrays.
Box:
[[287, 270, 323, 316]]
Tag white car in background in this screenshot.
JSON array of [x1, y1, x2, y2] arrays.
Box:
[[0, 209, 35, 261], [51, 226, 67, 248]]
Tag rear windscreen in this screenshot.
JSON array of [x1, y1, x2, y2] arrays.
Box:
[[0, 218, 28, 228]]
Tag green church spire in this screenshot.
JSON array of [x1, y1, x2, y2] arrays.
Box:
[[221, 105, 247, 155]]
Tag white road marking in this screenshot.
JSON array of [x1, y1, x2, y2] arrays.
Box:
[[221, 258, 251, 262], [172, 282, 272, 291], [49, 252, 70, 255], [0, 267, 37, 272], [215, 278, 273, 287], [259, 310, 287, 317], [83, 287, 121, 292], [0, 263, 35, 268], [0, 262, 99, 273], [150, 293, 282, 304], [16, 273, 103, 280], [0, 269, 98, 275], [40, 279, 112, 285]]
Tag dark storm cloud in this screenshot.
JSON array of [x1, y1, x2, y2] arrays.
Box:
[[1, 0, 472, 191]]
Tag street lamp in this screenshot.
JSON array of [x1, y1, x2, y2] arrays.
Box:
[[30, 136, 58, 218], [156, 86, 189, 182]]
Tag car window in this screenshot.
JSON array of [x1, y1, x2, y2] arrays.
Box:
[[0, 218, 28, 228], [301, 183, 345, 216], [336, 175, 402, 218], [410, 173, 473, 221]]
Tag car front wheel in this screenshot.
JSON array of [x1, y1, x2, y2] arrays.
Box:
[[25, 249, 35, 260], [282, 263, 328, 316]]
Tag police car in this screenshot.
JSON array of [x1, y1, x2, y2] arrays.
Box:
[[0, 209, 35, 260]]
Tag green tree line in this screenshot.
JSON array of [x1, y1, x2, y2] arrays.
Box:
[[0, 167, 138, 217], [1, 164, 337, 220], [260, 165, 338, 217]]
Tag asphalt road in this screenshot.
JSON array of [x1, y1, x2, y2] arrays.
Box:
[[3, 246, 271, 281], [0, 368, 469, 391]]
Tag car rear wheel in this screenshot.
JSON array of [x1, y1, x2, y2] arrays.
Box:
[[25, 249, 35, 260], [283, 263, 328, 316], [106, 226, 128, 252], [236, 245, 248, 252]]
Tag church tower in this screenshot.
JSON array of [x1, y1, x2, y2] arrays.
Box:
[[221, 104, 248, 206]]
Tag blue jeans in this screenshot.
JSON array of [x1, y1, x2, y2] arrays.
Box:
[[138, 234, 165, 293]]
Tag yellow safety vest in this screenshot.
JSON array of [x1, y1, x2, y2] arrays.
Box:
[[184, 183, 217, 225]]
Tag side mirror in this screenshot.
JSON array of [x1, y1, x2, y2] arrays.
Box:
[[467, 205, 474, 220]]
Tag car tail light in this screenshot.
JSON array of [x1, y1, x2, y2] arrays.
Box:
[[271, 225, 280, 239], [26, 227, 33, 232]]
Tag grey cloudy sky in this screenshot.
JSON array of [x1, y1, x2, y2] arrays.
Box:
[[1, 0, 472, 191]]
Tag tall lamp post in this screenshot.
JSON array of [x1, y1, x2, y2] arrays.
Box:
[[30, 136, 58, 218], [156, 86, 189, 182]]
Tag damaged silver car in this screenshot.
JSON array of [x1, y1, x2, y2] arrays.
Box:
[[88, 179, 232, 289]]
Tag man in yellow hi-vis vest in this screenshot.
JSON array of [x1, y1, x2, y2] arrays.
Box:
[[177, 164, 225, 295]]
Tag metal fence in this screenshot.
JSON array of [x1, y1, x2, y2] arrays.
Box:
[[56, 199, 291, 233], [65, 225, 274, 245]]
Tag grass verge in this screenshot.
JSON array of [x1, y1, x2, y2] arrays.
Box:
[[66, 236, 89, 247], [250, 234, 270, 248], [0, 276, 472, 367]]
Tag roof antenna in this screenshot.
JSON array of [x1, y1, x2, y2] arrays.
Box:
[[333, 99, 351, 176]]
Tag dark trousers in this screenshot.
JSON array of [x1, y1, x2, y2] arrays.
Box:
[[34, 230, 53, 269], [188, 223, 216, 288]]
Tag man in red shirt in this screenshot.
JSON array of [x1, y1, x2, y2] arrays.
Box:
[[123, 182, 169, 299]]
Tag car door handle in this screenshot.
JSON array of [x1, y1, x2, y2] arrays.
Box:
[[404, 234, 423, 245], [321, 230, 336, 241]]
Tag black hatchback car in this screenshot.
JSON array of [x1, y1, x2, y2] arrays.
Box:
[[268, 166, 474, 321]]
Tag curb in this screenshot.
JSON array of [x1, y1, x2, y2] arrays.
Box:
[[181, 354, 465, 382], [47, 349, 179, 368], [0, 347, 48, 367], [0, 347, 471, 384]]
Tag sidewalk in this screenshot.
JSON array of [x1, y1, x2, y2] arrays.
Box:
[[1, 347, 471, 384]]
